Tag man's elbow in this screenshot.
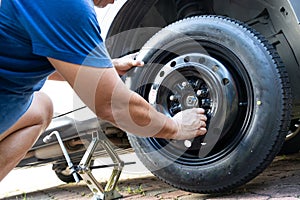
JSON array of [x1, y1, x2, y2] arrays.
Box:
[[95, 106, 115, 123]]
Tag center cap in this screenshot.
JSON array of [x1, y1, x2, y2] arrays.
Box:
[[185, 95, 198, 108]]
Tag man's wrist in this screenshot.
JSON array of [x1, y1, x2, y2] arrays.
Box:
[[152, 117, 179, 139], [168, 117, 179, 139]]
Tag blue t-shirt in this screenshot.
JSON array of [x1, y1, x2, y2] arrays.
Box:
[[0, 0, 113, 133]]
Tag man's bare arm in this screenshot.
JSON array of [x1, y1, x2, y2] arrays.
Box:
[[48, 53, 143, 81], [47, 57, 207, 139]]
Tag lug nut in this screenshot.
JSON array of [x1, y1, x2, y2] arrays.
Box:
[[170, 105, 182, 113], [201, 99, 211, 108], [186, 96, 198, 107], [184, 140, 192, 148], [152, 83, 159, 90], [196, 89, 208, 98], [169, 94, 180, 101]]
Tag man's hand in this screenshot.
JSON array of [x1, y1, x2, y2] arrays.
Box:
[[112, 53, 144, 75], [171, 108, 207, 140]]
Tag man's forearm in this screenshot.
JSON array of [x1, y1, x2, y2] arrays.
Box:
[[94, 70, 179, 138], [110, 90, 179, 138], [48, 58, 179, 138]]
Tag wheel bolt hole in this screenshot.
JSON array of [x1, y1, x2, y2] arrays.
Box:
[[159, 71, 165, 77], [222, 78, 230, 85], [199, 57, 205, 64], [184, 56, 190, 63], [212, 65, 219, 72], [152, 83, 159, 90], [170, 61, 176, 67]]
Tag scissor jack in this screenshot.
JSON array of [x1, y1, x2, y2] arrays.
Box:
[[44, 130, 135, 200]]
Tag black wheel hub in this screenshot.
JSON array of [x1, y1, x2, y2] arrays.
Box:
[[148, 53, 239, 155]]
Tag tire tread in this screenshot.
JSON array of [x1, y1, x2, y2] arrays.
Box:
[[144, 15, 292, 193]]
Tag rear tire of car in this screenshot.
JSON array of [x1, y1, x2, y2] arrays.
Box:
[[55, 170, 79, 183], [53, 163, 82, 183], [126, 16, 292, 193], [279, 119, 300, 155]]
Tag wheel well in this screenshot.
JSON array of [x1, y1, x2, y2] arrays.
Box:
[[105, 0, 275, 57], [105, 0, 300, 118]]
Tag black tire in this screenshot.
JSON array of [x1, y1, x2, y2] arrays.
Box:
[[55, 170, 78, 183], [125, 16, 291, 193], [53, 163, 82, 183]]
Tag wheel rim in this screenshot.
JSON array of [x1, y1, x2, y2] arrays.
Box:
[[286, 119, 300, 140], [136, 40, 254, 166]]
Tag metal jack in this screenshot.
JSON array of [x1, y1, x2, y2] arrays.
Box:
[[77, 130, 123, 200], [43, 131, 80, 183], [44, 129, 129, 200]]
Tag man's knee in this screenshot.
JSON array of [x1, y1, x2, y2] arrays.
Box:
[[31, 92, 53, 128], [0, 92, 53, 142]]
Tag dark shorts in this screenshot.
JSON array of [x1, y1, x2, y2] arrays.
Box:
[[0, 94, 33, 134]]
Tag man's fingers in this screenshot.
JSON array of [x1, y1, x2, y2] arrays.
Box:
[[200, 114, 207, 121], [137, 60, 145, 66], [131, 60, 144, 67], [192, 107, 205, 114], [197, 127, 207, 136], [124, 52, 139, 60], [199, 120, 206, 128], [129, 52, 139, 59], [190, 108, 207, 120], [171, 107, 209, 140]]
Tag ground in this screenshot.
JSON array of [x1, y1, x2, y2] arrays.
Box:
[[2, 152, 300, 200]]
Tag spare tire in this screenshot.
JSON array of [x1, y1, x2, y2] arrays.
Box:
[[125, 16, 292, 193]]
